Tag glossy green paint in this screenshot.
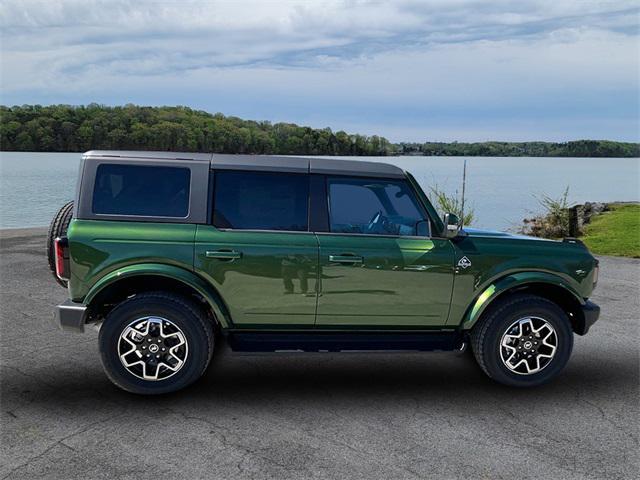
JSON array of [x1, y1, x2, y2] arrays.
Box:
[[447, 229, 597, 329], [316, 234, 454, 327], [461, 272, 583, 329], [194, 225, 320, 327], [67, 219, 196, 302], [84, 262, 232, 328], [67, 191, 598, 333]]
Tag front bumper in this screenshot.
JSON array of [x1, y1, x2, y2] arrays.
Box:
[[53, 299, 87, 333], [576, 300, 600, 335]]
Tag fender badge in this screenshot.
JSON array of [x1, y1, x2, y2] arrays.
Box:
[[457, 256, 472, 269]]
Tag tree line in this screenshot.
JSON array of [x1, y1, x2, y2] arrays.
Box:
[[1, 104, 638, 157], [396, 140, 639, 158], [0, 104, 392, 156]]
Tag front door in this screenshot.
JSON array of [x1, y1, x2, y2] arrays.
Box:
[[195, 170, 318, 327], [315, 176, 455, 327]]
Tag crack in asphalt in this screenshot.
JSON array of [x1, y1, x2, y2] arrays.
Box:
[[1, 413, 127, 480], [1, 231, 638, 480]]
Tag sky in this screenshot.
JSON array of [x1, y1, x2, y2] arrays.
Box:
[[1, 0, 639, 142]]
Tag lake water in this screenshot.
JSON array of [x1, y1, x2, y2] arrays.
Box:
[[1, 152, 638, 230]]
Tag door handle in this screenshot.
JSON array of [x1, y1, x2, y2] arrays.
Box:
[[206, 250, 242, 260], [329, 254, 363, 264]]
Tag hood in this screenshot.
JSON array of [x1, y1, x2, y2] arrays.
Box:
[[462, 227, 555, 242]]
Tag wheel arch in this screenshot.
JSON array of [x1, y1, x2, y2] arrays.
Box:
[[84, 264, 232, 328], [461, 272, 586, 334]]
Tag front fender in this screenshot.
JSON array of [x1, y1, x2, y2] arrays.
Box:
[[84, 263, 232, 328], [461, 271, 585, 330]]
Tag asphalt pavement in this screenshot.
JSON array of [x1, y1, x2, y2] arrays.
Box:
[[1, 228, 638, 479]]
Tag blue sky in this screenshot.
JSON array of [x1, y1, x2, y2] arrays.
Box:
[[1, 0, 638, 142]]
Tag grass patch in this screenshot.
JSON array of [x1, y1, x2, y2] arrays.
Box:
[[581, 204, 640, 258]]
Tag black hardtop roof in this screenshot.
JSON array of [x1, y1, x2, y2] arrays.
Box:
[[83, 151, 405, 178]]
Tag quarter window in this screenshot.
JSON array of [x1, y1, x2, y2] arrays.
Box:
[[328, 177, 425, 236], [92, 164, 190, 217], [213, 171, 309, 231]]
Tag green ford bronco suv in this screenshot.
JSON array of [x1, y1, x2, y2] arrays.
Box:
[[50, 150, 600, 394]]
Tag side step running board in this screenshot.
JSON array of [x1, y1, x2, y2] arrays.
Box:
[[227, 331, 463, 353]]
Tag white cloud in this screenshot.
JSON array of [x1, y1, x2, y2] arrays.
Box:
[[0, 0, 638, 141]]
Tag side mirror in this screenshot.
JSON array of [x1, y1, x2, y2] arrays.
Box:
[[442, 213, 460, 238], [414, 219, 431, 237]]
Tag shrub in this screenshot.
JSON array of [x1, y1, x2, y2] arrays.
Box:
[[522, 186, 570, 238], [429, 184, 475, 226]]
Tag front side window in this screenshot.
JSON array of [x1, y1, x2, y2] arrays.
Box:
[[328, 177, 426, 236], [92, 164, 190, 217], [213, 171, 309, 231]]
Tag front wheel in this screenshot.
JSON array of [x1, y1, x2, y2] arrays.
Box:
[[470, 294, 573, 387], [98, 292, 214, 395]]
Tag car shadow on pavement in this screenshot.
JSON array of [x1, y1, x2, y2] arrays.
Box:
[[2, 346, 636, 415]]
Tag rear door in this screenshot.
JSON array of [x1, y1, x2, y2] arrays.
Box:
[[194, 170, 319, 327], [314, 176, 455, 328]]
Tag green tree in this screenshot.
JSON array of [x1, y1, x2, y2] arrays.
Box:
[[0, 104, 638, 157]]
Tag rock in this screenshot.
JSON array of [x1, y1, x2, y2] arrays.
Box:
[[570, 202, 609, 234], [521, 202, 610, 238]]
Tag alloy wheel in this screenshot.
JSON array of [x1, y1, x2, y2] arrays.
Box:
[[499, 316, 557, 375], [118, 316, 188, 381]]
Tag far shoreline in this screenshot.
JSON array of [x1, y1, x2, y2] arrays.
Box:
[[1, 150, 639, 159], [3, 105, 639, 158]]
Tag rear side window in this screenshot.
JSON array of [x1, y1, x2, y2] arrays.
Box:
[[213, 171, 309, 231], [92, 164, 190, 217], [328, 177, 425, 236]]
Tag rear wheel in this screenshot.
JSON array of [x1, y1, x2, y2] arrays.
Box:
[[470, 294, 573, 387], [98, 292, 214, 395], [46, 201, 74, 287]]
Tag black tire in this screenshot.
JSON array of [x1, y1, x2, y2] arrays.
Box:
[[470, 294, 573, 387], [46, 200, 74, 287], [98, 292, 214, 395]]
